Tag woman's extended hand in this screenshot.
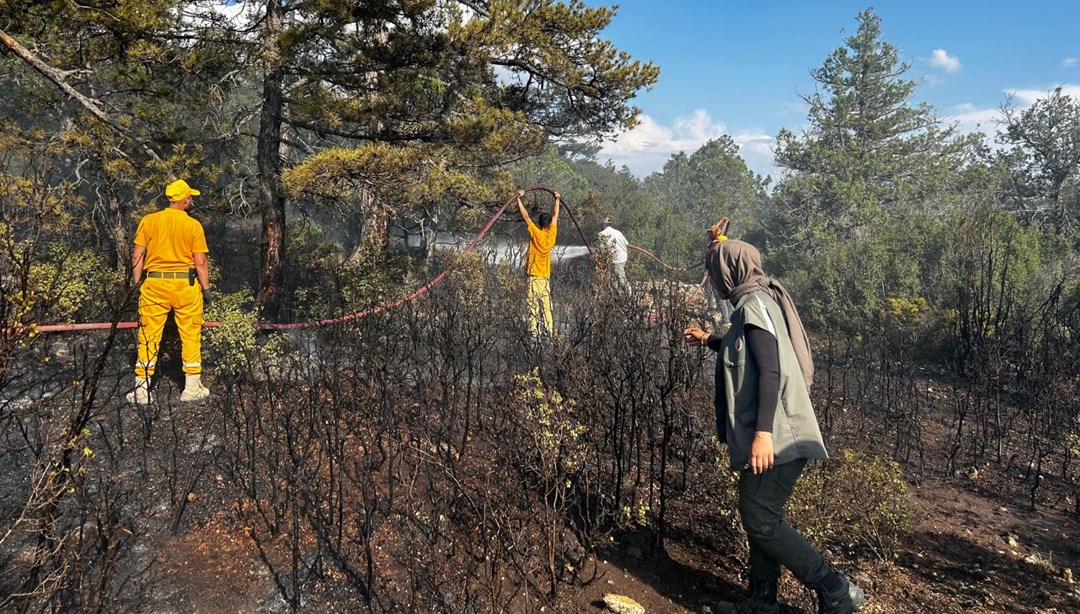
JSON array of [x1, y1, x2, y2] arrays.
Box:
[[683, 326, 710, 347], [749, 431, 774, 474]]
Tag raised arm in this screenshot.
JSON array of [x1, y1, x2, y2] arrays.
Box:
[[551, 191, 561, 226], [516, 189, 533, 226]]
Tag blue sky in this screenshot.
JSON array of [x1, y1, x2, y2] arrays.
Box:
[[592, 1, 1080, 179]]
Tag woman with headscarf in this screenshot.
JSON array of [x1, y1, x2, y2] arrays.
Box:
[[684, 240, 865, 614]]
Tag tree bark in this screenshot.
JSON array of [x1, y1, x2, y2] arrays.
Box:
[[363, 208, 388, 256], [255, 0, 286, 318]]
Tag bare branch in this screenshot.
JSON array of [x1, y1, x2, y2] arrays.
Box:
[[0, 27, 167, 169]]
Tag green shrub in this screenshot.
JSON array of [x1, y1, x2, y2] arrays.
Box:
[[28, 247, 109, 322], [789, 449, 911, 562], [203, 289, 258, 376]]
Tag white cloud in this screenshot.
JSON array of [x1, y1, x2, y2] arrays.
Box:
[[601, 83, 1079, 181], [942, 84, 1080, 146], [600, 110, 727, 156], [598, 109, 779, 179], [942, 103, 1001, 138], [1061, 58, 1079, 69], [929, 49, 962, 73], [1007, 84, 1080, 105], [601, 85, 1080, 181]]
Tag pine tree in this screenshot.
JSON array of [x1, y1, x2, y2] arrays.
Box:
[[999, 86, 1080, 234], [768, 8, 976, 332], [0, 0, 240, 271], [229, 0, 659, 316], [774, 8, 964, 244], [644, 136, 767, 246], [2, 1, 659, 317]]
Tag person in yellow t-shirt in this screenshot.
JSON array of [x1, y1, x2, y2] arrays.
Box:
[[126, 179, 212, 405], [516, 189, 560, 337]]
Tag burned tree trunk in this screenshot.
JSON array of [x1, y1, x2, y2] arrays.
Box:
[[255, 0, 286, 318]]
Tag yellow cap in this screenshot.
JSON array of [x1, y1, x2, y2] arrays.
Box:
[[165, 179, 201, 202]]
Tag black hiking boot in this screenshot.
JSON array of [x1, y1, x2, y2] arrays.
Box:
[[701, 577, 779, 614], [807, 568, 865, 614]]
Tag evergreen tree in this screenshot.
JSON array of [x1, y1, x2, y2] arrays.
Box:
[[773, 8, 965, 244], [999, 86, 1080, 234], [0, 0, 243, 270], [2, 1, 659, 317], [644, 136, 768, 248], [228, 0, 659, 315], [769, 8, 974, 331]]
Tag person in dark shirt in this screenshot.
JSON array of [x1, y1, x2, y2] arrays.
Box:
[[684, 239, 864, 614]]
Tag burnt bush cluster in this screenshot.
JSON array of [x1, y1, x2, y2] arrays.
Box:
[[5, 171, 1070, 611], [210, 254, 710, 610], [0, 245, 914, 612]]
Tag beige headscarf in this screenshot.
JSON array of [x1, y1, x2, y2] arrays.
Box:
[[706, 239, 814, 389]]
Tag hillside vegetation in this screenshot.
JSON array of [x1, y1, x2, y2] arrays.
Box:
[[0, 4, 1077, 612]]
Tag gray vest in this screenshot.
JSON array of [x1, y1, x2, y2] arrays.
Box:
[[718, 290, 828, 469]]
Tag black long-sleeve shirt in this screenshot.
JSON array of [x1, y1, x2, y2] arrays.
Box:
[[707, 324, 780, 435]]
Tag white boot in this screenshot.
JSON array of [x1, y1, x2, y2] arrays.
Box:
[[180, 374, 210, 402], [126, 377, 152, 405]]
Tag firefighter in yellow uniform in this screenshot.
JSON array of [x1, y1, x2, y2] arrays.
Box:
[[127, 179, 212, 404], [516, 189, 560, 337]]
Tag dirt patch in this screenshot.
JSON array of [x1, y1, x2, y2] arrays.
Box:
[[154, 513, 282, 613]]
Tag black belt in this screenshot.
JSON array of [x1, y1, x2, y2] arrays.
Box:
[[145, 271, 188, 279]]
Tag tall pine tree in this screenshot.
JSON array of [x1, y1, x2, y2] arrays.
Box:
[[774, 8, 965, 244], [225, 0, 659, 316], [769, 9, 973, 330]]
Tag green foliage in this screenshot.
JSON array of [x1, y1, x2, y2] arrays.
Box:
[[644, 136, 768, 244], [512, 146, 591, 206], [445, 250, 488, 311], [826, 449, 911, 561], [0, 0, 237, 187], [778, 218, 928, 334], [514, 368, 587, 477], [554, 156, 695, 277], [28, 248, 109, 322], [705, 446, 911, 564], [3, 5, 1079, 611], [281, 220, 417, 322], [788, 450, 911, 562], [240, 0, 659, 311], [935, 191, 1050, 360], [764, 8, 981, 333], [999, 86, 1080, 234], [708, 440, 747, 539], [881, 296, 930, 333], [284, 140, 515, 212], [773, 9, 967, 243], [203, 289, 258, 376], [0, 136, 124, 339]]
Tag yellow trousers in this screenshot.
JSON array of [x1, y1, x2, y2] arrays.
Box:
[[528, 276, 553, 337], [136, 277, 204, 378]]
